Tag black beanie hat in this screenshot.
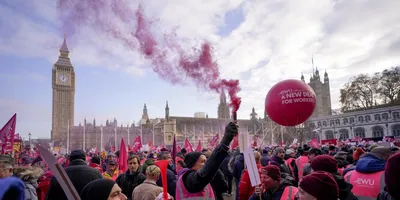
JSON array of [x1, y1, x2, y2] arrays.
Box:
[[184, 152, 203, 169], [69, 150, 86, 162], [80, 179, 116, 200]]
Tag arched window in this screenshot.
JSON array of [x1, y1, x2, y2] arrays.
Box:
[[358, 116, 364, 123], [374, 114, 381, 121], [354, 127, 366, 138], [392, 124, 400, 136], [339, 129, 350, 140], [343, 118, 349, 124], [372, 126, 384, 138], [393, 112, 400, 120], [349, 117, 355, 124], [325, 130, 334, 140], [330, 120, 335, 126], [335, 119, 340, 125], [322, 121, 327, 127], [317, 121, 322, 127], [382, 113, 389, 120], [365, 115, 371, 122]]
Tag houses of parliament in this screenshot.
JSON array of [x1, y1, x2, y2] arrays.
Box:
[[51, 38, 332, 151]]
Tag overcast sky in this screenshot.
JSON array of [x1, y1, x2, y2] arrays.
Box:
[[1, 0, 400, 139]]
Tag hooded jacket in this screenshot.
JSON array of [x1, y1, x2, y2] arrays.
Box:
[[13, 166, 43, 200], [330, 172, 358, 200]]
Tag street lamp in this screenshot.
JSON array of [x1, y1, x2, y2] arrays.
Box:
[[28, 133, 31, 147]]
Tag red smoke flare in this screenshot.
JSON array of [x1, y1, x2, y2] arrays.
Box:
[[57, 0, 241, 113]]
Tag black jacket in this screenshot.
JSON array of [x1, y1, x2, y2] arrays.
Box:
[[330, 172, 358, 200], [181, 144, 230, 193], [377, 191, 397, 200], [46, 159, 103, 200], [210, 169, 228, 200], [116, 170, 146, 200]]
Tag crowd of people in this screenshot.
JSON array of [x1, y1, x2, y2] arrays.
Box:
[[0, 121, 399, 200]]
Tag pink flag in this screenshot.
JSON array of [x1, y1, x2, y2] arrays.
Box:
[[0, 113, 16, 154], [184, 138, 193, 152], [209, 134, 219, 148], [196, 140, 202, 152], [119, 138, 128, 172], [177, 145, 182, 152], [132, 136, 142, 152], [309, 138, 320, 148]]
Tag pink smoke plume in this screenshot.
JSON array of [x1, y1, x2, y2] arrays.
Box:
[[57, 0, 241, 113]]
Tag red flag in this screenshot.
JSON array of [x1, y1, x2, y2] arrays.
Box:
[[132, 136, 142, 152], [177, 145, 182, 152], [0, 113, 16, 154], [196, 140, 202, 152], [148, 140, 153, 147], [231, 135, 239, 150], [209, 133, 219, 148], [184, 138, 193, 152], [309, 138, 320, 148], [119, 138, 128, 173]]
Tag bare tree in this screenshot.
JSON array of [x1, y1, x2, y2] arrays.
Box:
[[375, 67, 400, 104]]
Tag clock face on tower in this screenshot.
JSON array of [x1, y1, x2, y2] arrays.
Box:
[[58, 74, 69, 84]]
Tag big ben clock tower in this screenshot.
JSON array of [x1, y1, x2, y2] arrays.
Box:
[[51, 36, 75, 144]]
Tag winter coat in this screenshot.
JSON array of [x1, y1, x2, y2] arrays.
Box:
[[248, 178, 293, 200], [210, 169, 228, 200], [116, 170, 146, 200], [37, 170, 53, 200], [88, 162, 103, 173], [261, 154, 270, 167], [238, 164, 263, 200], [330, 172, 358, 200], [179, 144, 230, 194], [232, 154, 245, 181], [269, 156, 293, 180], [377, 191, 397, 200], [14, 166, 43, 200], [46, 159, 103, 200]]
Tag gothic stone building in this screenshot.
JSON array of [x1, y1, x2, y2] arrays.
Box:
[[301, 68, 332, 117], [308, 105, 400, 141]]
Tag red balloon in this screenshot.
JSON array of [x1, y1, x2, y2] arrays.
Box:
[[265, 79, 316, 126]]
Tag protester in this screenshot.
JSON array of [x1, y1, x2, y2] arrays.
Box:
[[250, 165, 293, 200], [295, 171, 339, 200], [344, 146, 390, 199], [115, 154, 146, 200], [269, 147, 293, 180], [176, 122, 238, 200], [46, 149, 103, 200], [0, 154, 14, 179], [156, 151, 177, 198], [302, 148, 323, 177], [378, 152, 400, 200], [131, 165, 164, 200], [238, 151, 263, 200], [13, 166, 43, 200], [103, 160, 120, 181], [80, 178, 127, 200], [310, 155, 357, 200], [295, 146, 309, 181], [88, 156, 103, 173]]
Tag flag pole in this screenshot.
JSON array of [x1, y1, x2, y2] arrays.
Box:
[[83, 121, 86, 151], [100, 125, 103, 151], [67, 120, 70, 153]]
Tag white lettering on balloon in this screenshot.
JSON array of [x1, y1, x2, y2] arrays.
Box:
[[280, 90, 315, 105]]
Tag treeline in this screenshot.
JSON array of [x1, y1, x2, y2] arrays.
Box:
[[340, 66, 400, 112]]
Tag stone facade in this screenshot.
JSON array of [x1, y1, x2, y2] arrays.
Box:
[[301, 68, 332, 117], [308, 105, 400, 140], [218, 90, 230, 119], [51, 37, 75, 144]]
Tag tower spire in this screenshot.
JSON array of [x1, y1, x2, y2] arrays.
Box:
[[60, 34, 69, 53], [311, 55, 314, 76]]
